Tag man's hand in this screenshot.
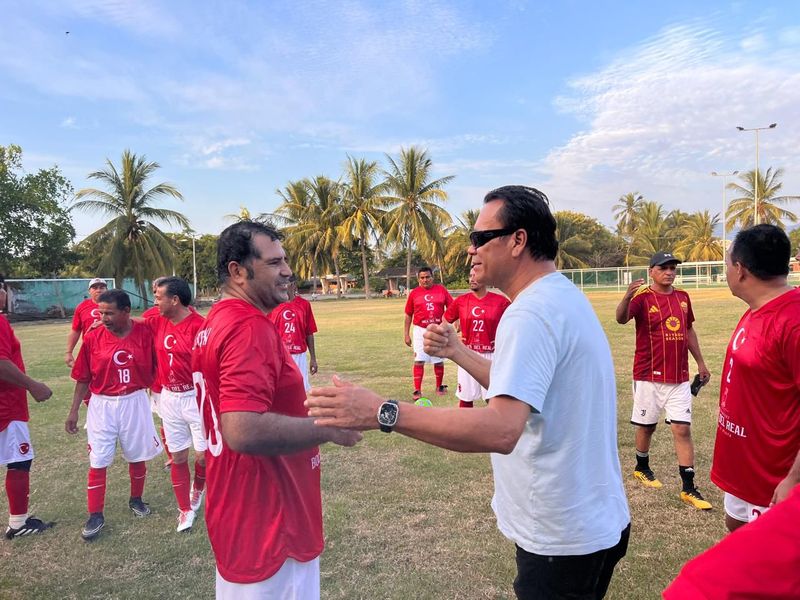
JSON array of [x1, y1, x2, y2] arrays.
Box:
[[64, 352, 75, 368], [423, 322, 461, 360], [327, 428, 363, 447], [310, 358, 318, 375], [28, 381, 52, 402], [771, 475, 799, 506], [65, 409, 80, 434], [306, 375, 383, 430], [88, 320, 103, 331], [625, 278, 646, 297], [404, 333, 412, 347], [697, 363, 711, 384]]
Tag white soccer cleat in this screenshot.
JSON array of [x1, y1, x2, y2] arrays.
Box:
[[189, 487, 205, 512], [176, 509, 196, 533]]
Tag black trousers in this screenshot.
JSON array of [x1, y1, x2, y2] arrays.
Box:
[[513, 523, 631, 600]]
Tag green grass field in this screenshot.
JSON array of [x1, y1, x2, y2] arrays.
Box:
[[0, 289, 743, 599]]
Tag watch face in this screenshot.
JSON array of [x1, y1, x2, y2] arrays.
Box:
[[378, 402, 399, 426]]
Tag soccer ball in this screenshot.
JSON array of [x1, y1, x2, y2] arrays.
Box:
[[414, 397, 432, 407]]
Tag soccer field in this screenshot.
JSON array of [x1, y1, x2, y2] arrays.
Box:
[[1, 289, 741, 599]]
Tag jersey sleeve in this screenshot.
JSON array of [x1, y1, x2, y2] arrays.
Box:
[[305, 303, 318, 335], [628, 290, 645, 321], [685, 294, 696, 328], [780, 321, 800, 391], [0, 319, 13, 360], [71, 306, 82, 332], [443, 296, 459, 323], [444, 288, 454, 307], [404, 293, 414, 316], [71, 335, 92, 383], [217, 318, 281, 414]]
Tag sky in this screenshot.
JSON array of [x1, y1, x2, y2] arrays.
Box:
[[2, 0, 799, 241]]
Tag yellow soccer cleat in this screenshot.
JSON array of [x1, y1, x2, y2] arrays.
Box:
[[680, 489, 712, 510], [633, 469, 663, 488]]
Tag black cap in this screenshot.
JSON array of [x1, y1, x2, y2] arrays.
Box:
[[649, 252, 682, 268]]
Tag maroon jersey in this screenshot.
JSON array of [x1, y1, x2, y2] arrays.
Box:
[[192, 299, 322, 584], [405, 284, 453, 327], [71, 321, 156, 396], [148, 311, 205, 393], [629, 286, 695, 383], [0, 316, 28, 430], [711, 289, 800, 507], [444, 291, 510, 352], [71, 298, 101, 335], [268, 296, 317, 354]]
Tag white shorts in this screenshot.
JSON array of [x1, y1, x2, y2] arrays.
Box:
[[412, 325, 444, 364], [87, 390, 164, 468], [216, 557, 320, 600], [149, 390, 161, 416], [631, 381, 692, 426], [159, 389, 207, 453], [0, 421, 34, 465], [724, 492, 770, 524], [456, 353, 492, 402], [291, 352, 310, 392]]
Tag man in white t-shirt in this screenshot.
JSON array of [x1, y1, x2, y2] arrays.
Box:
[[306, 185, 631, 599]]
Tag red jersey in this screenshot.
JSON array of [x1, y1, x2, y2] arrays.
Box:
[[0, 316, 28, 431], [148, 311, 205, 393], [71, 298, 101, 335], [663, 484, 800, 600], [405, 284, 453, 327], [191, 298, 322, 584], [629, 286, 695, 383], [71, 321, 156, 396], [141, 306, 160, 320], [444, 291, 510, 352], [711, 289, 800, 507], [268, 296, 317, 354]]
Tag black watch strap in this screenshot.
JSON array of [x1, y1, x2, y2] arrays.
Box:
[[379, 399, 399, 433]]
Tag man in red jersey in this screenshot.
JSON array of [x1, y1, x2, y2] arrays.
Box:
[[268, 275, 318, 391], [148, 277, 206, 532], [66, 289, 162, 541], [0, 284, 55, 539], [404, 266, 453, 399], [711, 224, 800, 532], [192, 221, 361, 598], [444, 267, 510, 408], [142, 276, 172, 469], [616, 251, 712, 510], [65, 277, 108, 367]]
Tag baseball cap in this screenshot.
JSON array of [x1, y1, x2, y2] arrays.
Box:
[[649, 252, 682, 268], [88, 278, 107, 288]]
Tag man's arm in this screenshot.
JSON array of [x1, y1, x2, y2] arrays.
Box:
[[772, 450, 800, 505], [221, 411, 360, 455], [615, 279, 645, 324], [0, 360, 52, 401], [306, 377, 529, 454], [65, 328, 80, 367], [307, 334, 318, 375], [65, 381, 89, 434], [404, 314, 413, 347], [424, 322, 490, 388], [686, 326, 710, 381]]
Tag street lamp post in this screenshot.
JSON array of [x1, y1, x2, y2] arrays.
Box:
[[192, 235, 197, 300], [711, 170, 739, 253], [736, 123, 777, 225]]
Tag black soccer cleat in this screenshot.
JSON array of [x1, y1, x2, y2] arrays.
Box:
[[81, 513, 105, 541], [5, 516, 55, 540], [128, 497, 151, 517]]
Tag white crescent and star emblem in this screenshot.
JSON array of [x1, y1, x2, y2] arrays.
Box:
[[471, 306, 485, 317], [113, 350, 133, 366], [732, 327, 746, 351], [424, 294, 433, 302], [164, 334, 176, 350], [282, 309, 296, 320], [90, 308, 101, 318]]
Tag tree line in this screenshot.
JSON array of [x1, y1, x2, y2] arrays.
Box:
[[2, 143, 798, 297]]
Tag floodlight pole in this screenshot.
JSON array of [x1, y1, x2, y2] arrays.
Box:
[[736, 123, 777, 225], [710, 170, 739, 253], [192, 235, 197, 300]]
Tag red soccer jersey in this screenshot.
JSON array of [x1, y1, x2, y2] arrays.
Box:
[[629, 286, 695, 383], [71, 298, 101, 335], [268, 296, 318, 354], [71, 321, 156, 396], [0, 316, 28, 431], [444, 291, 510, 352], [148, 311, 205, 392], [711, 288, 800, 507], [192, 298, 322, 584], [404, 284, 453, 327], [141, 306, 160, 320]]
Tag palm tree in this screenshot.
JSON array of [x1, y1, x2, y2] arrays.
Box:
[[726, 167, 800, 230], [383, 147, 454, 290], [443, 209, 479, 277], [554, 211, 591, 269], [338, 157, 389, 298], [224, 205, 253, 222], [73, 150, 188, 299], [306, 176, 345, 296], [675, 211, 722, 261], [631, 201, 667, 261], [613, 192, 644, 266]]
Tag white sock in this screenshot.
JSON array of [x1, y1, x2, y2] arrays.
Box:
[[8, 513, 28, 529]]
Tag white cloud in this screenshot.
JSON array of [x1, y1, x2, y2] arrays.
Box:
[[60, 116, 77, 128]]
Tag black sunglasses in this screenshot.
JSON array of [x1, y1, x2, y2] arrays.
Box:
[[469, 228, 517, 248]]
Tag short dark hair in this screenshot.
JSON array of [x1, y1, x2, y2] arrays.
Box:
[[417, 266, 433, 276], [157, 277, 192, 306], [730, 224, 790, 280], [97, 289, 131, 311], [217, 221, 282, 283], [483, 185, 558, 261]]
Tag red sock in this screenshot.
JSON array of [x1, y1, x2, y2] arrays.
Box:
[[6, 469, 29, 516], [434, 363, 444, 388], [193, 462, 206, 492], [459, 400, 474, 408], [171, 461, 191, 512], [160, 426, 172, 460], [87, 467, 107, 514], [413, 364, 424, 391], [129, 462, 147, 498]]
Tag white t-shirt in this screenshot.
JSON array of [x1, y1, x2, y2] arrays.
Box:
[[487, 272, 630, 556]]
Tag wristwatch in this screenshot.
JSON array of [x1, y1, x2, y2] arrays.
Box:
[[377, 399, 399, 433]]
